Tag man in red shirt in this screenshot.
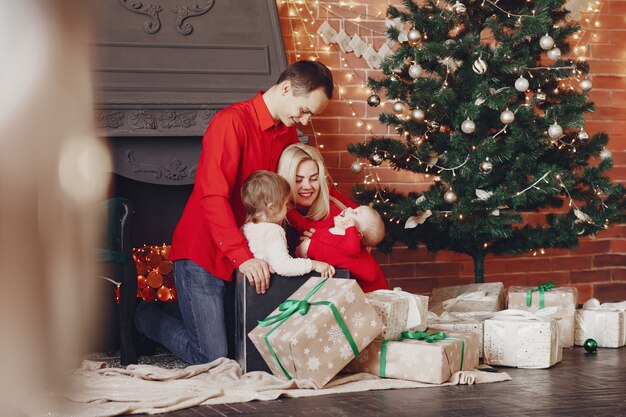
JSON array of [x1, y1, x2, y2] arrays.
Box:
[[135, 61, 334, 364]]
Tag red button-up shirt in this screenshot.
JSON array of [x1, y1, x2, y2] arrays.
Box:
[[170, 92, 299, 281]]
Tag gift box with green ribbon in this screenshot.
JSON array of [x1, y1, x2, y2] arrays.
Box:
[[429, 282, 504, 316], [427, 311, 488, 358], [484, 309, 562, 369], [507, 282, 578, 348], [248, 276, 383, 388], [575, 298, 626, 348], [366, 288, 429, 340], [344, 328, 479, 384]]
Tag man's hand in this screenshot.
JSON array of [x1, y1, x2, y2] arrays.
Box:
[[238, 258, 271, 294]]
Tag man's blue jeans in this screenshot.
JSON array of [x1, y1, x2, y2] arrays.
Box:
[[135, 259, 228, 364]]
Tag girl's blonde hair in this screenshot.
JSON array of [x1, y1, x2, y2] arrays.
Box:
[[241, 170, 291, 223], [278, 143, 345, 221]]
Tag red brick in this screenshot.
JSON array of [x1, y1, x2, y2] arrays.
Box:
[[526, 272, 571, 286], [435, 276, 475, 287], [571, 239, 612, 254], [387, 247, 437, 263], [413, 261, 464, 278], [488, 274, 529, 288], [610, 1, 626, 14], [612, 268, 626, 281], [571, 269, 612, 283], [594, 254, 626, 267], [505, 258, 552, 273], [381, 264, 415, 279], [571, 284, 594, 305], [611, 239, 626, 252], [551, 255, 593, 271], [387, 277, 438, 295], [593, 282, 626, 302]]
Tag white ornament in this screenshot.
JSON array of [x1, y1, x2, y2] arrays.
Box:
[[515, 76, 530, 92], [408, 29, 422, 44], [411, 108, 425, 122], [452, 1, 466, 14], [438, 57, 463, 73], [500, 109, 515, 124], [393, 101, 405, 114], [444, 190, 458, 204], [547, 47, 561, 61], [600, 148, 612, 160], [548, 122, 563, 139], [580, 78, 592, 91], [577, 129, 589, 140], [350, 161, 363, 173], [472, 57, 487, 74], [479, 159, 493, 173], [539, 34, 555, 50], [475, 189, 493, 200], [408, 63, 423, 79], [461, 118, 476, 134]]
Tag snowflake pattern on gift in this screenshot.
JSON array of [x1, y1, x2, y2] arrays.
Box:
[[327, 362, 334, 369], [339, 344, 353, 360], [304, 347, 310, 355], [344, 290, 356, 304], [361, 335, 372, 347], [323, 345, 331, 353], [351, 311, 366, 328], [280, 330, 294, 342], [307, 356, 321, 371], [399, 346, 419, 366], [328, 324, 345, 345], [290, 337, 299, 346], [304, 324, 318, 340]]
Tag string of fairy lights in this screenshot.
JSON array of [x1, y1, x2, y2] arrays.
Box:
[[281, 0, 610, 255]]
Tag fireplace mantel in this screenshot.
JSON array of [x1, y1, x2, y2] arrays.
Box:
[[92, 0, 288, 138]]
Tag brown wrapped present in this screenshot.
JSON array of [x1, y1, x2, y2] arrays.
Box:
[[427, 311, 488, 358], [507, 282, 577, 348], [248, 277, 383, 388], [366, 287, 429, 339], [575, 298, 626, 348], [345, 329, 479, 384], [484, 308, 562, 369], [429, 282, 504, 316]]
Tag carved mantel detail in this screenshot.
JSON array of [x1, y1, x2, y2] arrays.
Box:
[[96, 109, 218, 136], [118, 0, 216, 36], [127, 150, 198, 182]]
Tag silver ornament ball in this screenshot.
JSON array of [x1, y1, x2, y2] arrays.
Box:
[[548, 123, 563, 139], [411, 108, 425, 122], [443, 190, 458, 204], [535, 90, 547, 104], [408, 29, 422, 44], [393, 101, 405, 114], [479, 159, 493, 174], [350, 161, 363, 173], [500, 109, 515, 124], [367, 94, 381, 107], [408, 64, 423, 79], [389, 74, 400, 82], [452, 1, 466, 14], [580, 79, 593, 92], [600, 148, 612, 160], [577, 129, 589, 140], [370, 153, 383, 166], [472, 57, 487, 74], [547, 47, 561, 61], [515, 76, 530, 92], [461, 118, 476, 134], [539, 34, 555, 50]]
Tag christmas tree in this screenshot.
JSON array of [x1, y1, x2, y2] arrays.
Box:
[[348, 0, 625, 283]]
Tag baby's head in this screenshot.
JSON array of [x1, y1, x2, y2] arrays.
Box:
[[334, 205, 384, 247], [242, 170, 291, 224]]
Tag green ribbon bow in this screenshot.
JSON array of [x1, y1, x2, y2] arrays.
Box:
[[379, 328, 465, 378], [257, 278, 359, 380], [526, 280, 557, 309]]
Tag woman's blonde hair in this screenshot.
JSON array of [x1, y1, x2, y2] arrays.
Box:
[[278, 143, 344, 221], [241, 170, 291, 223]]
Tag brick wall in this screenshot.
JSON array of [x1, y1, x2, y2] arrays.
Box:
[[277, 0, 626, 302]]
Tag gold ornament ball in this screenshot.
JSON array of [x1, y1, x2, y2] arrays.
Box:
[[411, 108, 425, 122], [443, 190, 458, 204], [393, 101, 405, 114], [350, 161, 363, 173], [479, 160, 493, 173], [580, 79, 593, 91], [539, 34, 555, 50], [500, 109, 515, 124], [367, 94, 381, 107], [408, 28, 422, 44], [535, 90, 547, 104]]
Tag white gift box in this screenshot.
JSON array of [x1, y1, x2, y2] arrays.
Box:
[[575, 298, 626, 348], [429, 282, 504, 316], [507, 284, 578, 348], [483, 308, 562, 369], [366, 287, 428, 339], [428, 311, 490, 358]]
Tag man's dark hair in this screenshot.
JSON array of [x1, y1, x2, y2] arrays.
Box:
[[276, 60, 334, 99]]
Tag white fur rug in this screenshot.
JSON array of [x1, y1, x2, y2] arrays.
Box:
[[27, 358, 511, 416]]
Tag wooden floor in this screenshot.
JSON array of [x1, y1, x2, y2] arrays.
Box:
[[148, 347, 626, 417]]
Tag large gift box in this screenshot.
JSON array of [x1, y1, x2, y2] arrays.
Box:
[[429, 282, 504, 316], [575, 298, 626, 348], [248, 277, 383, 388], [344, 329, 479, 384], [366, 287, 429, 339], [507, 282, 577, 348], [427, 311, 488, 358], [483, 309, 562, 369]]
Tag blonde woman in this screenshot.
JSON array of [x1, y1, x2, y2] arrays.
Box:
[[278, 143, 389, 292]]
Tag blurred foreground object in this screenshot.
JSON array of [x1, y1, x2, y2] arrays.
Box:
[[0, 0, 110, 414]]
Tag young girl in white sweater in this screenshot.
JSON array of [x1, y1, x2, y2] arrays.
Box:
[[241, 170, 335, 278]]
